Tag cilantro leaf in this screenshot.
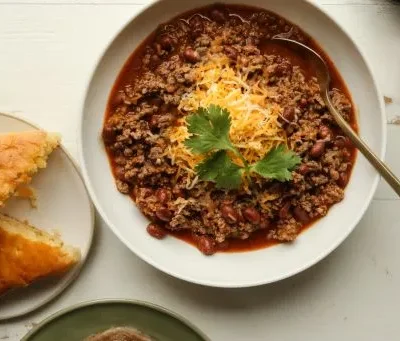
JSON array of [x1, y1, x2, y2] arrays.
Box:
[[184, 105, 234, 154], [250, 145, 301, 182], [196, 151, 243, 189], [183, 105, 302, 190]]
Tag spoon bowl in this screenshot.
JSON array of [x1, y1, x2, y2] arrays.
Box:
[[272, 37, 331, 92], [273, 37, 400, 197]]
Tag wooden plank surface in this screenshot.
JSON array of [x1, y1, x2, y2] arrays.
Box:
[[0, 1, 399, 340]]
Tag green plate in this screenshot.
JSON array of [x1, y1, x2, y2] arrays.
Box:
[[22, 300, 210, 341]]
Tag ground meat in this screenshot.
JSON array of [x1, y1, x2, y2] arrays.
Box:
[[269, 218, 301, 242], [102, 4, 356, 255], [116, 180, 130, 194]]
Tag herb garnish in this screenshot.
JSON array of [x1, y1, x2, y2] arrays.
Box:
[[184, 105, 301, 189]]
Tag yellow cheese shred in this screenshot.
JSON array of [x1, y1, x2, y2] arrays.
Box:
[[165, 54, 287, 178]]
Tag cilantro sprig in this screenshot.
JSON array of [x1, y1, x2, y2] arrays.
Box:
[[184, 105, 301, 189], [196, 150, 243, 190]]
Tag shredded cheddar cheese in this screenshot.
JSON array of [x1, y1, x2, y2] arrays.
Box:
[[165, 54, 287, 177]]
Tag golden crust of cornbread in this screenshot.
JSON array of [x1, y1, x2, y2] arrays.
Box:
[[0, 213, 80, 296], [0, 131, 60, 207]]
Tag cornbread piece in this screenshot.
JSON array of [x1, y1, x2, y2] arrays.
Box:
[[84, 327, 153, 341], [0, 131, 60, 207], [0, 213, 80, 295]]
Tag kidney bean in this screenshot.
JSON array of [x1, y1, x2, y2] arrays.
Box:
[[319, 125, 332, 139], [221, 205, 239, 224], [335, 137, 351, 149], [156, 188, 170, 203], [281, 107, 295, 122], [102, 125, 116, 144], [337, 172, 349, 188], [310, 140, 326, 158], [293, 206, 310, 224], [298, 164, 311, 175], [279, 201, 291, 219], [114, 167, 126, 181], [159, 34, 174, 50], [183, 47, 200, 63], [243, 207, 261, 224], [156, 207, 172, 222], [334, 138, 345, 149], [197, 236, 217, 256], [147, 223, 167, 239], [142, 188, 154, 198]]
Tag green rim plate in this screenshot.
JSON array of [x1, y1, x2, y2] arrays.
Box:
[[22, 299, 210, 341]]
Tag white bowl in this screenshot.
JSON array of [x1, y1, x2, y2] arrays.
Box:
[[79, 0, 385, 288]]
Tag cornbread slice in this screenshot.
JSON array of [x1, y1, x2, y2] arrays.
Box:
[[0, 131, 60, 207], [0, 213, 80, 295]]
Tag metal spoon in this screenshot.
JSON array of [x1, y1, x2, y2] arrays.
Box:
[[272, 37, 400, 197]]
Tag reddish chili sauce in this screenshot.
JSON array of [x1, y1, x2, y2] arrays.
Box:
[[104, 4, 357, 253]]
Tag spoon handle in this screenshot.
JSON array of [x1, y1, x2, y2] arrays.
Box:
[[323, 91, 400, 197]]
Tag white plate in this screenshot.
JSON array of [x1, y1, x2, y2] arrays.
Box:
[[79, 0, 385, 288], [0, 112, 94, 320]]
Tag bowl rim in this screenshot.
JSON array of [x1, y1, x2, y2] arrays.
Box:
[[78, 0, 386, 288], [21, 298, 211, 341]]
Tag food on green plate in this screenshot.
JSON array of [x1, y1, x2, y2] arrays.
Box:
[[102, 4, 357, 255], [84, 327, 153, 341]]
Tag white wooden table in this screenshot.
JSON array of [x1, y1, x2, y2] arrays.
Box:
[[1, 0, 400, 340]]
